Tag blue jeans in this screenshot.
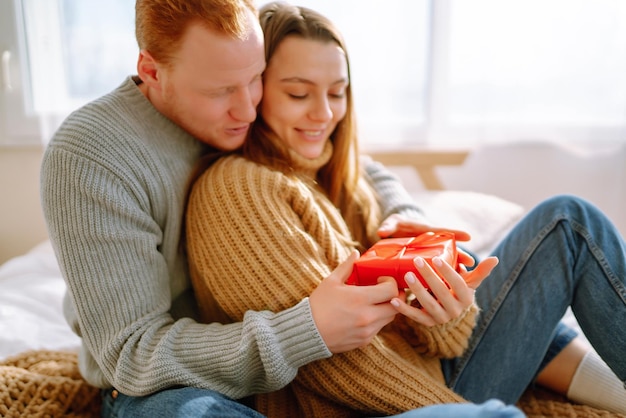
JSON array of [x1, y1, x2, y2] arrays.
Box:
[[101, 388, 524, 417], [385, 399, 524, 417], [101, 387, 264, 418], [442, 195, 626, 403]]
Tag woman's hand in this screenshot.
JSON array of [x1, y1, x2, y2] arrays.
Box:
[[391, 255, 498, 327], [377, 213, 471, 242]]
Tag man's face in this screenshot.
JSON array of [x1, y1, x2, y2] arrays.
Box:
[[152, 11, 265, 150]]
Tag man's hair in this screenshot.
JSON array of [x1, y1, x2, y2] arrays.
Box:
[[135, 0, 257, 66]]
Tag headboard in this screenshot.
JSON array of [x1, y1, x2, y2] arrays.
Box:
[[365, 149, 469, 190]]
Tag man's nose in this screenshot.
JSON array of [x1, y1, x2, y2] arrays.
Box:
[[230, 87, 258, 123]]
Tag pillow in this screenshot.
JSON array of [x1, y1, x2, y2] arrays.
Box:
[[410, 190, 526, 260], [378, 163, 525, 258]]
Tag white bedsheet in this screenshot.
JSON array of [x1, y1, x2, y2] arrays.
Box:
[[0, 241, 80, 361]]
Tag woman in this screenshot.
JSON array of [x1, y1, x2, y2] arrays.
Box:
[[186, 2, 626, 417]]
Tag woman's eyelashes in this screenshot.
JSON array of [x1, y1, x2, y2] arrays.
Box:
[[286, 91, 346, 100]]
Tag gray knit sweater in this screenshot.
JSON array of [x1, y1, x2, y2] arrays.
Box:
[[40, 76, 425, 398]]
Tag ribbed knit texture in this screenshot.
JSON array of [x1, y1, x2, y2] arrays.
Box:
[[566, 351, 626, 414], [363, 158, 426, 223], [40, 76, 428, 400], [186, 143, 480, 417]]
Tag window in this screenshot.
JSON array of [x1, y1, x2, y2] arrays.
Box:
[[0, 0, 136, 145], [440, 0, 626, 144], [0, 0, 40, 145], [280, 0, 626, 146], [2, 0, 625, 147], [272, 0, 432, 147], [23, 0, 136, 114]]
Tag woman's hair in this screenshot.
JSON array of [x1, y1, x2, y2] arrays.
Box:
[[245, 1, 381, 246], [135, 0, 257, 66]]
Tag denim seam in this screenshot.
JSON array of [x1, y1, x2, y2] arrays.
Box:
[[448, 214, 565, 389], [570, 219, 626, 305]]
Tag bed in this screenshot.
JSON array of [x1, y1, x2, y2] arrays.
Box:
[[0, 150, 620, 417]]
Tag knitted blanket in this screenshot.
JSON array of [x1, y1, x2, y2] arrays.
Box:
[[0, 349, 622, 417], [517, 386, 625, 418], [0, 350, 100, 417]]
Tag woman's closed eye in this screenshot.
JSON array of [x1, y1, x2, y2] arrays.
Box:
[[287, 91, 345, 100]]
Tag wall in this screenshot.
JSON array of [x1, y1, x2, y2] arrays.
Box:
[[0, 145, 48, 264]]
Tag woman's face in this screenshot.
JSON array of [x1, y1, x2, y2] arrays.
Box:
[[261, 36, 348, 159]]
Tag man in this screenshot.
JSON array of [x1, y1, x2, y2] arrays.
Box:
[[41, 0, 524, 416], [40, 0, 414, 416]]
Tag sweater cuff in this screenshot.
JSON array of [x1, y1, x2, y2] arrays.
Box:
[[264, 298, 332, 369], [363, 158, 426, 221], [396, 303, 479, 358]]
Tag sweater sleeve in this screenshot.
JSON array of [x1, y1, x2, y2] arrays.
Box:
[[186, 158, 466, 415], [41, 146, 330, 399], [363, 157, 428, 223]]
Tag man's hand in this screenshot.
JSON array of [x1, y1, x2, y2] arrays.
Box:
[[377, 213, 472, 242], [309, 251, 399, 353], [377, 213, 476, 266]]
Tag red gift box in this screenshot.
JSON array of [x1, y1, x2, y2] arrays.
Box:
[[347, 232, 458, 289]]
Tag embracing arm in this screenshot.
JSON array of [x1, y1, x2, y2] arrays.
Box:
[[363, 157, 426, 222], [363, 157, 474, 243], [40, 147, 329, 398]]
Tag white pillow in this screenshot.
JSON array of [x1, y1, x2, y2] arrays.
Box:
[[410, 190, 526, 259]]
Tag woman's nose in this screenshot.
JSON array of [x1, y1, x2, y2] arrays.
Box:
[[309, 96, 333, 122]]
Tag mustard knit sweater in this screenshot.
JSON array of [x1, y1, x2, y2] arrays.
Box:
[[186, 144, 478, 417]]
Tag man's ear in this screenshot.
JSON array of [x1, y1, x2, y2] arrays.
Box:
[[137, 50, 162, 90]]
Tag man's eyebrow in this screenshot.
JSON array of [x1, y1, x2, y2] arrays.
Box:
[[202, 85, 232, 95], [205, 71, 265, 93]]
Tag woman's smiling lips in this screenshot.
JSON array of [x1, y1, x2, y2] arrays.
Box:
[[297, 128, 325, 139]]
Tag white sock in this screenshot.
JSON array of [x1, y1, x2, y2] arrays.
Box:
[[566, 350, 626, 414]]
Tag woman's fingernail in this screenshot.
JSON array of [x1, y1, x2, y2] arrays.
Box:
[[414, 257, 425, 268], [391, 298, 400, 307], [405, 272, 417, 284], [433, 256, 442, 267]]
